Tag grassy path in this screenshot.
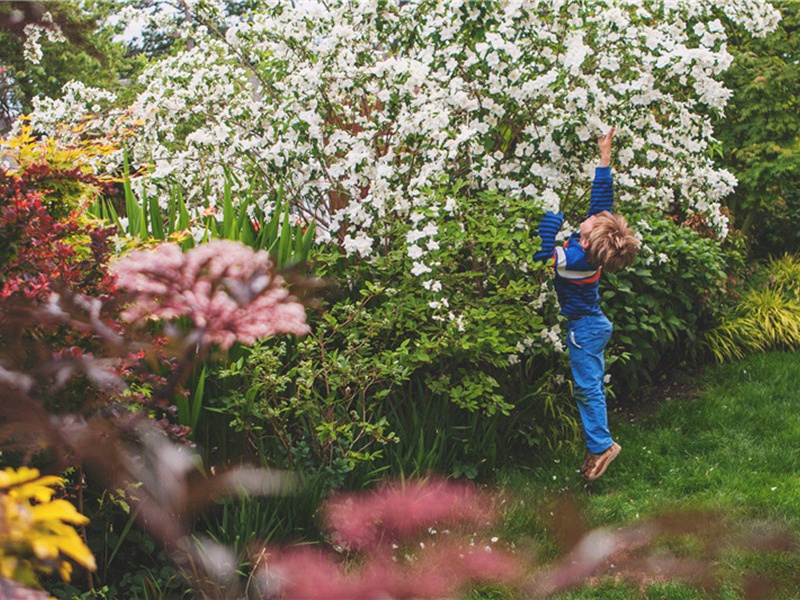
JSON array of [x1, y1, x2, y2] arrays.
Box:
[[492, 351, 800, 599]]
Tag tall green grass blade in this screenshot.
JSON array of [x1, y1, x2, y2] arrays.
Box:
[[105, 199, 120, 230], [167, 187, 179, 235], [190, 366, 207, 432], [261, 202, 282, 251], [205, 215, 217, 240], [176, 390, 190, 430], [95, 197, 123, 232], [87, 196, 102, 219], [106, 508, 139, 569], [299, 220, 316, 262], [222, 171, 236, 240], [293, 222, 304, 258], [177, 188, 190, 231], [267, 236, 280, 256], [278, 209, 292, 266], [141, 186, 150, 238], [239, 218, 257, 247], [122, 150, 142, 237], [149, 195, 164, 239], [236, 193, 255, 245]]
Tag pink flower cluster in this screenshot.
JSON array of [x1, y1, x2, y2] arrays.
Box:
[[258, 543, 518, 599], [255, 478, 520, 599], [111, 241, 309, 349], [324, 477, 494, 550]]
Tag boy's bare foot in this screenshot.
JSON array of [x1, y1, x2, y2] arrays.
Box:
[[583, 442, 621, 481]]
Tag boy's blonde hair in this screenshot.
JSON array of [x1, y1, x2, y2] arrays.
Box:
[[585, 211, 640, 273]]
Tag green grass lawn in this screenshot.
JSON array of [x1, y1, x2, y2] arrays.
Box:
[[487, 351, 800, 599]]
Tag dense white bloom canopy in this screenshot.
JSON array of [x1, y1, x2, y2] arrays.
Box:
[[27, 0, 780, 272]]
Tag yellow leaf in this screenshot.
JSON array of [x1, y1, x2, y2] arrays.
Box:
[[59, 560, 73, 582], [29, 475, 63, 489], [0, 467, 43, 489], [53, 531, 97, 571], [12, 479, 62, 503], [31, 538, 59, 561], [31, 500, 89, 526]]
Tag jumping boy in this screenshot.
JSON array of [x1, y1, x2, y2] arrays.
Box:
[[532, 128, 640, 481]]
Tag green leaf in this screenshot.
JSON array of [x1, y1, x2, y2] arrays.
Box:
[[176, 389, 190, 428], [149, 194, 164, 239], [191, 366, 207, 431], [122, 149, 142, 237], [278, 209, 292, 267], [222, 169, 236, 240]]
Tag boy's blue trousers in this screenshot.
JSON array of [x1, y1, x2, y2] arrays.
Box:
[[566, 314, 614, 454]]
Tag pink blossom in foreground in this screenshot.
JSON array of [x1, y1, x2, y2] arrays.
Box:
[[252, 478, 520, 598], [111, 240, 309, 349], [257, 543, 519, 599], [324, 477, 495, 550]]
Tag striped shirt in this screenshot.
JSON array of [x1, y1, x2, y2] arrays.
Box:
[[532, 166, 614, 319]]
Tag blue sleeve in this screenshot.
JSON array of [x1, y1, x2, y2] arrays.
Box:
[[532, 210, 564, 262], [587, 166, 614, 217]]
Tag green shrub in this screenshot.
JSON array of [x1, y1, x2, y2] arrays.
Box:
[[602, 210, 740, 391], [752, 191, 800, 260], [768, 253, 800, 297], [203, 184, 556, 481], [703, 253, 800, 362]]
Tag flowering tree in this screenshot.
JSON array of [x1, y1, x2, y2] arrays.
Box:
[[27, 0, 778, 250]]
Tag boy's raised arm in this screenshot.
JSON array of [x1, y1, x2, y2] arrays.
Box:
[[598, 127, 614, 168], [588, 127, 615, 217]]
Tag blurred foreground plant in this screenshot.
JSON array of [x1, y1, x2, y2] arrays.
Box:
[[524, 497, 796, 599], [0, 239, 310, 596], [251, 477, 520, 599], [111, 240, 309, 351], [0, 467, 95, 589]]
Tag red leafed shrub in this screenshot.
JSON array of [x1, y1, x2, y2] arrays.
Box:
[[0, 133, 156, 418], [0, 164, 116, 305]]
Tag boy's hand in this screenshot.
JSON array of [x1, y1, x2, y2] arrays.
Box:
[[598, 127, 615, 168]]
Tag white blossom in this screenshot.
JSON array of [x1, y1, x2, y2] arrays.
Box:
[[411, 261, 432, 276]]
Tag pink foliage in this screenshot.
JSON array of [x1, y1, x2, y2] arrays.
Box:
[[258, 543, 518, 599], [324, 477, 495, 550], [111, 240, 309, 349], [255, 478, 521, 599]]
